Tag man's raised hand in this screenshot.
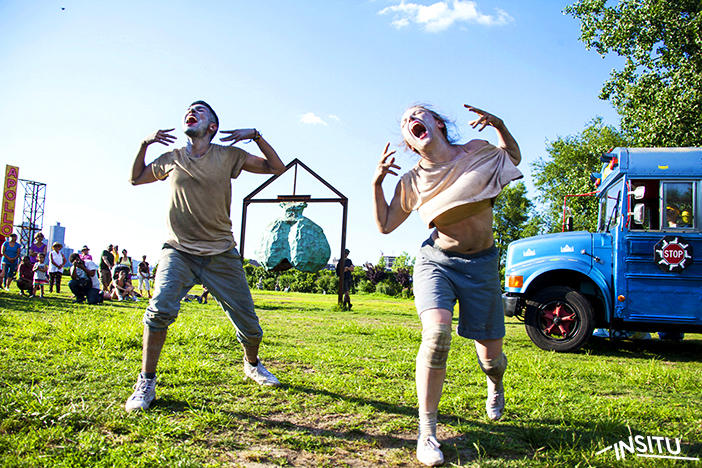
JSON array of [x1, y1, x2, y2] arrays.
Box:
[[143, 128, 176, 146], [219, 129, 256, 145]]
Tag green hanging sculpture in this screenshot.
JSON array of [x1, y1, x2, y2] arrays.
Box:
[[255, 202, 331, 272]]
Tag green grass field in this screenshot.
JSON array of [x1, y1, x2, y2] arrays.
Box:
[[0, 286, 700, 467]]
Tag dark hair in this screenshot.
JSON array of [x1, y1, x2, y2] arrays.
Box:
[[401, 103, 459, 154], [69, 253, 80, 262], [190, 100, 219, 128]]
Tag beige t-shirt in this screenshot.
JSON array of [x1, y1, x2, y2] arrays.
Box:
[[400, 142, 523, 228], [151, 144, 250, 255]]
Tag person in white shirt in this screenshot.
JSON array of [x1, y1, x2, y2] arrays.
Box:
[[68, 253, 102, 304], [48, 242, 66, 293]]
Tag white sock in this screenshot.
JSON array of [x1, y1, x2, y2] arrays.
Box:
[[418, 410, 438, 439]]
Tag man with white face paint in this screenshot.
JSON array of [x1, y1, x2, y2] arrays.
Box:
[[127, 101, 286, 412]]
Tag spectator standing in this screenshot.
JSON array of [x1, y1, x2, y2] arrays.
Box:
[[29, 233, 47, 265], [48, 242, 66, 293], [138, 255, 152, 299], [336, 248, 354, 310], [32, 252, 49, 298], [100, 244, 115, 291], [2, 233, 20, 290], [119, 249, 133, 274], [79, 245, 93, 261]]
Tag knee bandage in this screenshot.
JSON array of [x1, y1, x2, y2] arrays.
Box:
[[416, 323, 452, 369], [478, 352, 508, 377]]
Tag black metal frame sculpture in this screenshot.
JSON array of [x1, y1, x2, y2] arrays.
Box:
[[240, 158, 349, 306]]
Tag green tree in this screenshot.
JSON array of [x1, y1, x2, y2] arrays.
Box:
[[532, 118, 629, 233], [565, 0, 702, 146], [493, 182, 540, 264], [391, 251, 414, 273]]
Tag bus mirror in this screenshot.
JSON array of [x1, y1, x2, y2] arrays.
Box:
[[633, 204, 645, 224], [629, 186, 646, 200]]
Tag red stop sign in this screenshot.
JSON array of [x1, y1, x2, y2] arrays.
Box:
[[662, 243, 685, 265], [654, 236, 692, 272]]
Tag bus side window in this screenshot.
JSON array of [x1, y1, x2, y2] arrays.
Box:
[[663, 181, 694, 229]]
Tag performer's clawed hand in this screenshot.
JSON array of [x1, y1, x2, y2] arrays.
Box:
[[143, 128, 177, 146], [464, 105, 504, 131], [372, 143, 401, 185], [219, 129, 257, 145]]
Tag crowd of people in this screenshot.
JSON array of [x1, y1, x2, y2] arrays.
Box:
[[1, 234, 153, 304]]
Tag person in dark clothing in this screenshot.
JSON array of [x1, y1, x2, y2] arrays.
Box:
[[337, 249, 354, 310], [100, 244, 115, 291]]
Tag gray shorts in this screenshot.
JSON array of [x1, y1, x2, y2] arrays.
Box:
[[143, 245, 262, 346], [413, 238, 505, 340]]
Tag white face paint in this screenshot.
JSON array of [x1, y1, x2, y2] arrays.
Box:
[[182, 104, 214, 138], [400, 107, 442, 149]]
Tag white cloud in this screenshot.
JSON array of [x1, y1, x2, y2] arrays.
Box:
[[328, 115, 340, 122], [379, 0, 513, 33], [299, 112, 327, 125]]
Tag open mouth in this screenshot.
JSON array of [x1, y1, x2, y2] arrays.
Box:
[[410, 121, 427, 139], [186, 115, 198, 125]]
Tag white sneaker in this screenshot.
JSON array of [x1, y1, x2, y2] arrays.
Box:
[[125, 374, 157, 412], [417, 435, 444, 466], [244, 358, 280, 387], [486, 391, 505, 421]]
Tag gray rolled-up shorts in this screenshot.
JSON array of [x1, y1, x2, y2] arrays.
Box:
[[143, 244, 263, 346], [413, 238, 505, 340]]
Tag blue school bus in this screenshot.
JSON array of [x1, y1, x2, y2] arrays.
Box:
[[502, 147, 702, 352]]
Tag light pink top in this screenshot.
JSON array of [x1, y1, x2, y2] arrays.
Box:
[[400, 142, 523, 228]]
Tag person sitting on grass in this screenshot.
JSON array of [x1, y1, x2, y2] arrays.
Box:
[[32, 252, 49, 298], [16, 256, 34, 296], [68, 253, 103, 304], [111, 269, 138, 301]]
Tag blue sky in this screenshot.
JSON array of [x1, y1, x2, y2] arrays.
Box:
[[0, 0, 622, 266]]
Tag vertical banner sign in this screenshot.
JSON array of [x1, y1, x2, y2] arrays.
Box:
[[2, 165, 19, 237]]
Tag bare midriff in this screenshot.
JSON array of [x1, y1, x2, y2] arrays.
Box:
[[430, 199, 494, 254]]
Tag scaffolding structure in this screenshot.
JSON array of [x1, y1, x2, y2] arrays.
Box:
[[17, 179, 46, 256]]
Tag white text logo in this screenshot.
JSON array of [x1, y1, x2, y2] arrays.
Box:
[[596, 435, 699, 461]]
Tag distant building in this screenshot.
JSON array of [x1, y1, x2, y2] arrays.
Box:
[[382, 255, 397, 270], [48, 222, 65, 246]]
